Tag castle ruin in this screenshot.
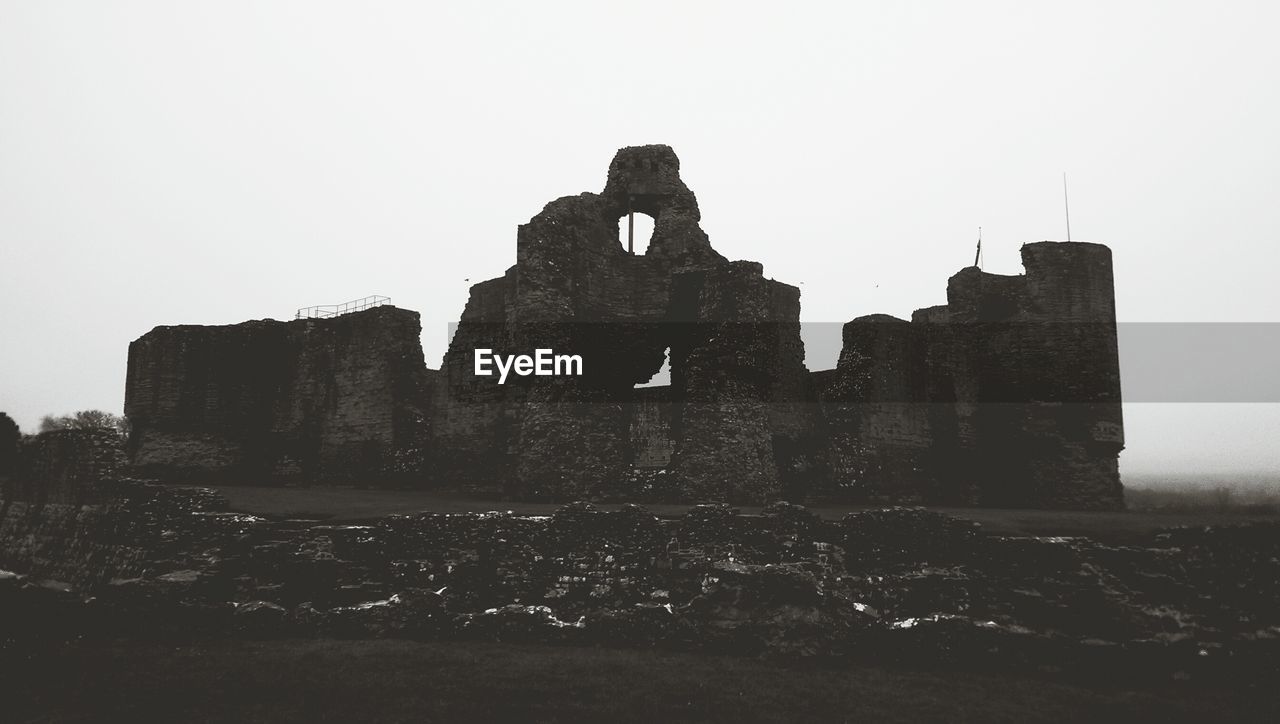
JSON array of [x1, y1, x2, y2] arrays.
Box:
[[124, 145, 1124, 509]]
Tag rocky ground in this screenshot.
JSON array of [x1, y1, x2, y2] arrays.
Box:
[[206, 483, 1280, 543], [3, 480, 1280, 689]]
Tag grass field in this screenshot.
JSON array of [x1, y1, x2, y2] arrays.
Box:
[[5, 639, 1277, 723], [204, 484, 1280, 544]]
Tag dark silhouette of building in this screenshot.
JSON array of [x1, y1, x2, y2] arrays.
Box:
[[124, 146, 1124, 509]]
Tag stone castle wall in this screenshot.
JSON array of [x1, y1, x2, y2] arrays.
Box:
[[4, 429, 126, 506], [0, 429, 190, 589], [125, 306, 432, 484], [816, 242, 1125, 510], [426, 145, 812, 503], [118, 147, 1125, 509]]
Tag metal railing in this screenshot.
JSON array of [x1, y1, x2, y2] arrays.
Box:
[[295, 295, 392, 320]]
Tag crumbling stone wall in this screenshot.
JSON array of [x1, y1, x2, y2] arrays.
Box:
[[817, 315, 936, 503], [942, 242, 1123, 509], [431, 145, 806, 502], [125, 306, 432, 484], [0, 430, 140, 588], [666, 262, 807, 502], [119, 146, 1125, 509], [820, 242, 1125, 510], [429, 273, 520, 491], [427, 154, 1123, 508], [629, 387, 674, 469], [10, 429, 126, 505]]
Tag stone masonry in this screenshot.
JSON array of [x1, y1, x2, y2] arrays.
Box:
[[121, 146, 1125, 509], [126, 306, 432, 484]]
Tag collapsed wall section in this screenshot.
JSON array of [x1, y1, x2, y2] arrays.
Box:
[[819, 241, 1125, 510], [0, 429, 217, 589], [429, 272, 520, 491], [8, 429, 127, 505], [815, 315, 936, 503], [125, 306, 432, 484], [4, 482, 1277, 676]]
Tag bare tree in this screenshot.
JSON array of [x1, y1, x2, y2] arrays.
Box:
[[38, 410, 129, 441]]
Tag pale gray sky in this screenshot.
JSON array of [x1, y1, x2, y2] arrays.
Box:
[[2, 1, 1278, 478]]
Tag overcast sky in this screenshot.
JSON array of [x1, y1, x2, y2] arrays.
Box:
[[2, 1, 1277, 480]]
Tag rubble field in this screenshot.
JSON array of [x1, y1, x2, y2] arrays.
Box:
[[4, 478, 1280, 687]]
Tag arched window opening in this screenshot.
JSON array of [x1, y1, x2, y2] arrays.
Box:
[[618, 212, 655, 255]]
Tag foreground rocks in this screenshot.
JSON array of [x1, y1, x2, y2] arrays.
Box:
[[2, 481, 1279, 683]]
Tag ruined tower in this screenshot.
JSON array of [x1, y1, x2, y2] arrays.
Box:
[[818, 241, 1125, 510]]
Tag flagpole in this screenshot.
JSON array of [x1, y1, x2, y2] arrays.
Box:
[[1063, 173, 1071, 241]]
